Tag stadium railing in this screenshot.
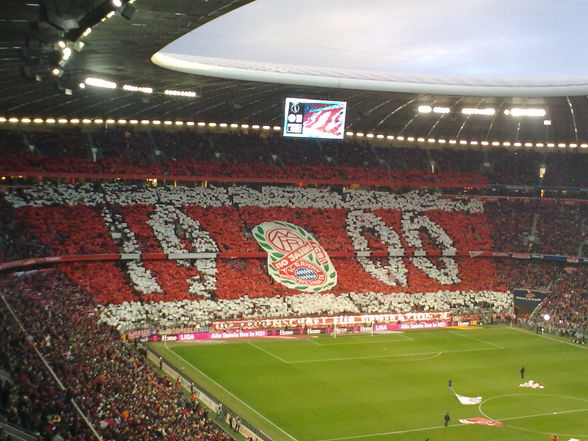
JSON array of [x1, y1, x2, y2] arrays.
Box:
[[145, 345, 275, 441]]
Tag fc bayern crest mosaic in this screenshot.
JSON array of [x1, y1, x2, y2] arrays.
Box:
[[253, 221, 337, 292]]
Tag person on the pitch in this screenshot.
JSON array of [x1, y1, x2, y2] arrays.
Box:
[[448, 378, 452, 392], [520, 366, 525, 379], [444, 411, 450, 427]]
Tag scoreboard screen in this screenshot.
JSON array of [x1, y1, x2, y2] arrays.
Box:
[[283, 98, 347, 139]]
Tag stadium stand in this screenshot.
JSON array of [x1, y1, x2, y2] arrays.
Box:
[[1, 128, 587, 440], [0, 271, 233, 441], [1, 128, 588, 188]]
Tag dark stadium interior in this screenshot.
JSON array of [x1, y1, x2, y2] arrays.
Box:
[[0, 1, 587, 441], [1, 0, 588, 143]]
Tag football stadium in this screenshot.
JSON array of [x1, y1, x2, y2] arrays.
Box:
[[0, 1, 587, 440]]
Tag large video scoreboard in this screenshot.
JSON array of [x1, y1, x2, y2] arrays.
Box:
[[283, 98, 347, 140]]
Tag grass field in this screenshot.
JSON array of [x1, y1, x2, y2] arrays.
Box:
[[149, 326, 588, 441]]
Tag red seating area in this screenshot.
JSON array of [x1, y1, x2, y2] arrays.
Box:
[[485, 199, 537, 252], [485, 198, 588, 255], [494, 260, 560, 291], [535, 202, 588, 256], [3, 127, 588, 187]]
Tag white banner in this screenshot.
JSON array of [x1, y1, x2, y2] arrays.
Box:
[[455, 393, 482, 405]]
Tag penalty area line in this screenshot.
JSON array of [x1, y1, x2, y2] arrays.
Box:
[[448, 330, 505, 349], [288, 346, 500, 364], [311, 334, 414, 346], [248, 342, 290, 363]]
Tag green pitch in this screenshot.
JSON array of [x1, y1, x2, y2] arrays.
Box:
[[149, 327, 588, 441]]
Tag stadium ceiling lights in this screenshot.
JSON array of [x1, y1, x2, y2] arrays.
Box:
[[462, 108, 496, 116], [61, 47, 72, 62], [418, 105, 450, 114], [123, 84, 153, 94], [85, 77, 117, 89], [504, 108, 546, 117], [164, 89, 198, 98], [82, 79, 198, 98], [1, 115, 584, 150], [433, 106, 450, 114]]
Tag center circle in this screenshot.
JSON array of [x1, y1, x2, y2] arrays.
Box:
[[479, 393, 588, 438]]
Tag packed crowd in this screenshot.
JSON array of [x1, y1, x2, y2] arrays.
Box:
[[485, 198, 588, 255], [0, 271, 233, 441], [0, 128, 586, 440], [0, 290, 93, 441], [2, 127, 588, 188], [533, 267, 588, 339]]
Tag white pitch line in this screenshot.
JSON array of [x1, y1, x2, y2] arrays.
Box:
[[317, 407, 588, 441], [375, 352, 443, 362], [248, 342, 290, 363], [288, 346, 499, 364], [315, 422, 465, 441], [164, 343, 298, 441], [509, 326, 588, 351], [498, 407, 588, 422], [448, 330, 505, 349], [311, 334, 413, 346]]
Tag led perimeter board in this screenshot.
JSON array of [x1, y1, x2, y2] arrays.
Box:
[[283, 98, 347, 139]]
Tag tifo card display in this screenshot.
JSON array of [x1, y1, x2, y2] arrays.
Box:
[[283, 98, 346, 139]]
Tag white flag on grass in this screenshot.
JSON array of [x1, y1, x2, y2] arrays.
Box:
[[519, 380, 544, 389], [455, 393, 482, 405]]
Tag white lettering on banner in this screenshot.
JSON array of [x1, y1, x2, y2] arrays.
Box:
[[279, 330, 294, 336], [346, 211, 408, 286], [161, 335, 178, 341], [306, 329, 321, 335], [212, 311, 451, 331], [400, 321, 448, 330], [148, 206, 219, 298]]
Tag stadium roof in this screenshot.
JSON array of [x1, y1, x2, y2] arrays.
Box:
[[1, 0, 587, 144]]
